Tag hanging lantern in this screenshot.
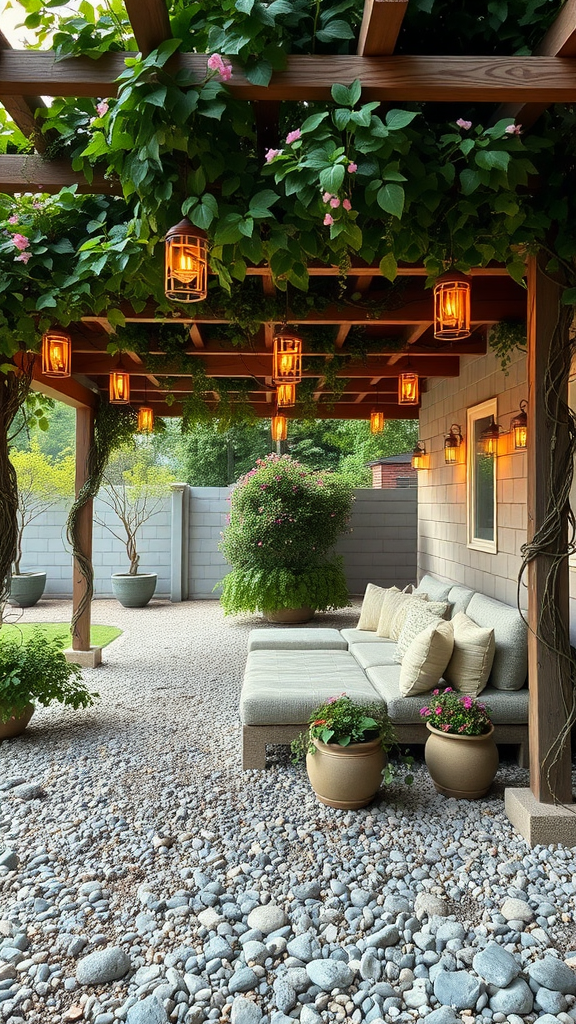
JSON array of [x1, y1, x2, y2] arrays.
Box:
[[277, 382, 296, 407], [165, 217, 208, 303], [412, 441, 427, 470], [109, 369, 130, 404], [479, 415, 502, 457], [433, 271, 471, 340], [444, 423, 463, 465], [41, 330, 71, 377], [370, 410, 385, 435], [398, 371, 419, 406], [138, 406, 154, 433], [271, 414, 287, 442], [510, 400, 528, 450], [273, 332, 302, 384]]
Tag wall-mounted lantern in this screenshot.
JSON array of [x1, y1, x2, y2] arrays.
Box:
[[444, 423, 464, 464]]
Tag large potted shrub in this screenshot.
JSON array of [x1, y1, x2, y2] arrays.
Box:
[[0, 629, 97, 739], [95, 448, 174, 608], [218, 454, 354, 620], [9, 441, 74, 607]]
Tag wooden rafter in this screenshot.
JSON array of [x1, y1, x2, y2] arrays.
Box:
[[0, 154, 122, 195], [357, 0, 409, 56], [189, 324, 204, 349], [124, 0, 172, 56], [1, 52, 576, 103], [387, 323, 432, 365], [0, 30, 46, 149]]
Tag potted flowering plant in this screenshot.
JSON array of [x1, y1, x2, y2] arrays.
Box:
[[420, 688, 498, 799], [291, 693, 412, 809]]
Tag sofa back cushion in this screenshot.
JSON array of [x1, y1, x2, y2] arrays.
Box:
[[399, 620, 454, 696], [415, 574, 453, 603], [357, 583, 399, 631], [443, 612, 495, 696], [447, 584, 475, 618], [466, 593, 527, 691]]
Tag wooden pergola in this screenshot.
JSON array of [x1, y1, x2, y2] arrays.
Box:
[[2, 0, 576, 832]]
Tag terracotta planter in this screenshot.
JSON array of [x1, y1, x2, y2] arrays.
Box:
[[111, 573, 157, 608], [264, 606, 314, 624], [306, 735, 386, 809], [425, 722, 499, 799], [8, 572, 46, 608], [0, 704, 34, 740]]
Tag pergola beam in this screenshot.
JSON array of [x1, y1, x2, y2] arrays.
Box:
[[0, 154, 122, 195], [0, 30, 46, 147], [124, 0, 172, 56], [357, 0, 409, 56], [77, 353, 461, 377], [1, 52, 576, 103]]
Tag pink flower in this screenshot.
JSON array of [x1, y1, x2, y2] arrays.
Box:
[[329, 197, 340, 209], [257, 541, 262, 546], [342, 198, 352, 211], [347, 162, 357, 173], [456, 118, 472, 130], [435, 707, 442, 715], [15, 251, 31, 264], [322, 191, 333, 203], [419, 707, 429, 716], [444, 687, 453, 692], [12, 233, 29, 251], [323, 214, 334, 226], [265, 148, 282, 163], [207, 53, 232, 81], [441, 724, 451, 732], [7, 215, 18, 225], [505, 123, 522, 135], [219, 63, 232, 82], [285, 129, 301, 144], [96, 100, 109, 117], [461, 696, 473, 709]]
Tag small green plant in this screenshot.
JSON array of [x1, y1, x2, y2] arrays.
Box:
[[419, 687, 492, 736], [291, 693, 414, 784], [0, 630, 98, 722]]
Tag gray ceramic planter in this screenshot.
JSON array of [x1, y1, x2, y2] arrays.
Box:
[[111, 573, 157, 608], [8, 572, 47, 608]]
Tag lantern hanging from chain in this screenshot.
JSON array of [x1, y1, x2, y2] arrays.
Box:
[[272, 332, 302, 384], [412, 441, 427, 470], [271, 414, 288, 442], [165, 217, 208, 303], [433, 271, 471, 340], [277, 383, 296, 408], [398, 371, 419, 406], [109, 366, 130, 404], [41, 330, 71, 378]]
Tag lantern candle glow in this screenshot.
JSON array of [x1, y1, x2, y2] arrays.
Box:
[[41, 330, 71, 377]]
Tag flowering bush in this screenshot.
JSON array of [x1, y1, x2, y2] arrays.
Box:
[[419, 688, 492, 736], [217, 454, 353, 614]]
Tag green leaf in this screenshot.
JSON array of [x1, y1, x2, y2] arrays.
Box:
[[236, 0, 254, 11], [561, 288, 576, 305], [238, 216, 254, 237], [348, 79, 362, 106], [385, 109, 419, 130], [476, 149, 510, 171], [51, 238, 75, 254], [331, 83, 351, 107], [144, 86, 167, 107], [319, 164, 345, 193], [107, 308, 126, 329], [249, 189, 279, 218], [460, 168, 481, 195], [301, 112, 329, 134], [316, 20, 355, 42], [379, 252, 398, 282], [35, 294, 57, 310], [377, 183, 405, 218], [245, 60, 273, 87]]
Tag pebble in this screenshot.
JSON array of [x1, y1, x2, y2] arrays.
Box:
[[76, 947, 131, 985], [246, 905, 287, 935], [500, 898, 534, 923], [306, 959, 354, 990], [489, 976, 534, 1014], [126, 995, 168, 1023], [230, 997, 262, 1024], [472, 944, 521, 987], [528, 957, 576, 994]]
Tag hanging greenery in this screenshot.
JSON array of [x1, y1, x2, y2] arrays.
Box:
[[489, 320, 527, 374], [0, 358, 35, 617]]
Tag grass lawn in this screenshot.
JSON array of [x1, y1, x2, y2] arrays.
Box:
[[0, 623, 122, 648]]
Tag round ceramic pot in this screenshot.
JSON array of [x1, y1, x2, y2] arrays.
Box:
[[8, 572, 46, 608], [305, 736, 386, 809], [111, 573, 157, 608], [0, 704, 34, 740], [425, 722, 499, 799], [264, 606, 314, 624]]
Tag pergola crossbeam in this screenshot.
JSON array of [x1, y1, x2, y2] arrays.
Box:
[[357, 0, 409, 56], [124, 0, 172, 56]]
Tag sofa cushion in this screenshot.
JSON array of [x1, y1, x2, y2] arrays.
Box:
[[447, 585, 475, 618], [248, 628, 347, 652], [366, 670, 529, 725], [415, 574, 453, 603], [377, 592, 428, 639], [240, 650, 379, 726], [466, 593, 527, 691], [357, 583, 399, 631], [443, 612, 495, 696], [399, 620, 454, 696], [349, 641, 399, 670], [341, 628, 392, 646], [394, 602, 449, 662]]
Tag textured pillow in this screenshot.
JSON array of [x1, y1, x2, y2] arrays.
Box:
[[399, 620, 455, 696], [394, 602, 444, 663], [388, 597, 449, 643], [377, 591, 426, 639], [357, 583, 399, 632], [444, 611, 496, 696]]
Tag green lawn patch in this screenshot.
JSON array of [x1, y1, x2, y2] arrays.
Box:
[[0, 623, 122, 649]]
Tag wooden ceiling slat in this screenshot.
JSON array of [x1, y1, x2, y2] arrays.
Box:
[[1, 52, 576, 103], [74, 353, 461, 376], [388, 322, 433, 365], [124, 0, 172, 56], [357, 0, 409, 56], [0, 154, 122, 195]]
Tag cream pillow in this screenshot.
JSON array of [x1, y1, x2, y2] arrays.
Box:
[[394, 602, 444, 663], [376, 591, 425, 638], [388, 596, 449, 642], [444, 611, 495, 696], [399, 620, 455, 696], [357, 583, 400, 631]]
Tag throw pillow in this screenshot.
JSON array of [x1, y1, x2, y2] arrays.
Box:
[[357, 583, 400, 632], [376, 591, 426, 638], [389, 596, 449, 642], [394, 602, 444, 663], [399, 620, 455, 697], [443, 611, 496, 696]]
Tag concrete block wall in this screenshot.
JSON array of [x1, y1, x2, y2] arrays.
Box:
[[417, 345, 528, 608], [335, 489, 417, 594], [187, 487, 230, 598]]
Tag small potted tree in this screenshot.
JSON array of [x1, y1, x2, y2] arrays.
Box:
[[95, 447, 174, 608], [9, 441, 74, 607]]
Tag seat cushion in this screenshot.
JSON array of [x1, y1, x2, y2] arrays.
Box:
[[341, 628, 392, 646], [443, 612, 495, 696], [399, 620, 454, 696], [240, 650, 380, 726], [466, 593, 527, 691], [357, 583, 399, 631], [349, 641, 399, 670], [415, 574, 453, 603], [366, 668, 529, 726], [447, 585, 475, 618], [248, 628, 347, 652]]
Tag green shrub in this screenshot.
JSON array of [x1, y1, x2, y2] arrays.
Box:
[[0, 630, 97, 722]]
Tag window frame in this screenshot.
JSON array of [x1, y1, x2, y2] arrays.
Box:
[[467, 398, 498, 554]]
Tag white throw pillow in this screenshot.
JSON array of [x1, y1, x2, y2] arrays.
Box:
[[377, 591, 426, 638], [387, 596, 449, 643], [444, 611, 496, 696], [399, 620, 455, 697], [357, 583, 400, 632], [395, 602, 445, 663]]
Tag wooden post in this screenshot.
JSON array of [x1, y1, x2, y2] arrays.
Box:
[[72, 405, 94, 652], [526, 255, 572, 804]]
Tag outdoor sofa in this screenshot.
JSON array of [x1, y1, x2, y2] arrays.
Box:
[[240, 574, 529, 770]]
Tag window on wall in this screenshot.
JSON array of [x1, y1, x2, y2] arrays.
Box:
[[467, 398, 497, 553]]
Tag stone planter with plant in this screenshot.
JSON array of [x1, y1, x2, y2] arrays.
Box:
[[420, 687, 498, 799], [0, 630, 97, 739], [218, 454, 354, 619]]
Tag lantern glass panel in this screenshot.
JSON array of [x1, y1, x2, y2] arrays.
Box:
[[433, 278, 471, 340], [165, 221, 208, 303], [138, 406, 154, 433], [41, 331, 71, 377], [110, 370, 130, 404], [271, 415, 287, 441], [277, 383, 296, 407], [399, 372, 419, 405], [370, 410, 385, 434], [273, 335, 302, 384]]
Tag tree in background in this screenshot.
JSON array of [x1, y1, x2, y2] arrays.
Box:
[[10, 440, 75, 574]]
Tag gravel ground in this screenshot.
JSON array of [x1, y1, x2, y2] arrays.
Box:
[[1, 597, 576, 1024]]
